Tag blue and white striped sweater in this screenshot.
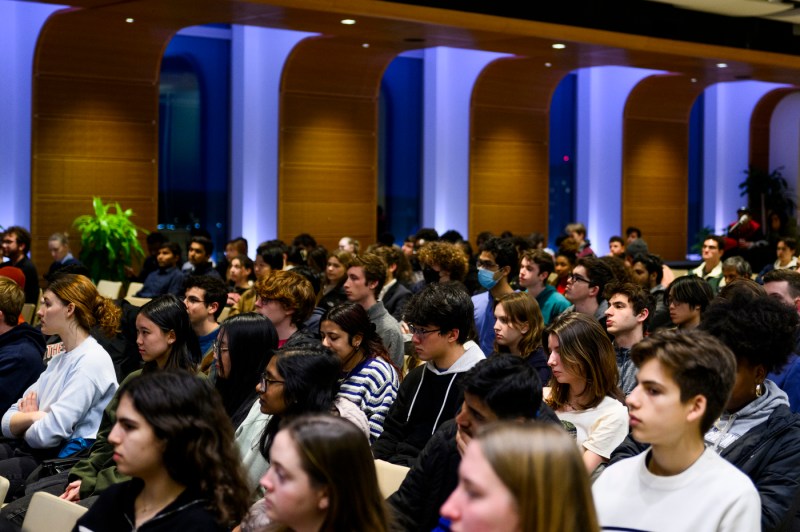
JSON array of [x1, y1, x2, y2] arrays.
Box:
[[338, 357, 399, 443]]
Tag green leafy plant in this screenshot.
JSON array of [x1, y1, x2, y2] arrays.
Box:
[[73, 197, 146, 283], [739, 166, 796, 224]]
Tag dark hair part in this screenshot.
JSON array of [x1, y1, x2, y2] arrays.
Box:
[[609, 236, 624, 246], [349, 254, 388, 295], [699, 291, 798, 374], [625, 226, 641, 239], [403, 282, 475, 344], [47, 273, 121, 337], [664, 275, 713, 312], [521, 249, 555, 277], [704, 235, 725, 252], [633, 253, 663, 285], [630, 330, 736, 434], [120, 370, 250, 525], [190, 235, 214, 256], [460, 355, 543, 419], [146, 231, 168, 247], [138, 295, 198, 372], [4, 226, 31, 254], [577, 257, 614, 304], [259, 344, 342, 458], [280, 415, 390, 532], [257, 245, 286, 271], [183, 275, 228, 320], [480, 237, 519, 280], [215, 313, 278, 427], [780, 237, 798, 252], [372, 245, 413, 285]]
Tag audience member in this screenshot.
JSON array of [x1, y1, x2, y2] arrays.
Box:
[[604, 282, 650, 395], [254, 269, 317, 347], [595, 330, 760, 531], [552, 249, 576, 295], [492, 292, 550, 385], [630, 253, 670, 331], [545, 312, 627, 475], [0, 274, 119, 498], [388, 355, 558, 531], [416, 241, 470, 289], [339, 236, 360, 255], [373, 246, 413, 321], [227, 255, 254, 301], [441, 422, 600, 532], [320, 302, 399, 443], [691, 235, 725, 294], [723, 255, 754, 286], [184, 236, 222, 279], [0, 277, 45, 414], [664, 275, 713, 330], [135, 241, 184, 297], [566, 222, 595, 258], [130, 231, 167, 283], [564, 257, 614, 328], [518, 249, 570, 325], [74, 370, 250, 530], [472, 237, 517, 355], [0, 227, 39, 304], [214, 313, 277, 495], [183, 275, 227, 373], [626, 226, 641, 243], [316, 249, 353, 312], [758, 236, 797, 282], [344, 254, 405, 367], [259, 415, 389, 531], [46, 232, 81, 279], [608, 235, 625, 258], [372, 283, 485, 466]]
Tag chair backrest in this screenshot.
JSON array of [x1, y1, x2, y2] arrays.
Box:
[[21, 303, 35, 323], [125, 295, 151, 308], [22, 491, 88, 532], [374, 459, 410, 498], [126, 281, 144, 298], [218, 306, 232, 323], [96, 280, 123, 299], [0, 475, 9, 505]]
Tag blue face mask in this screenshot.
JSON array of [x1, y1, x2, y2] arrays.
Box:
[[477, 268, 499, 290]]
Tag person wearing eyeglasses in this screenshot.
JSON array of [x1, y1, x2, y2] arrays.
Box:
[[691, 234, 726, 295], [564, 257, 614, 329], [372, 283, 485, 467], [183, 275, 228, 372]]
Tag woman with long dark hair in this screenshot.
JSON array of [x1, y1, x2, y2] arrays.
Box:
[[320, 302, 399, 442], [75, 370, 250, 530]]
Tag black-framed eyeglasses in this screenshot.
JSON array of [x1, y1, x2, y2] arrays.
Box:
[[407, 324, 442, 338], [184, 295, 206, 305], [259, 372, 285, 391], [211, 340, 228, 355], [567, 273, 592, 285], [476, 259, 498, 270]]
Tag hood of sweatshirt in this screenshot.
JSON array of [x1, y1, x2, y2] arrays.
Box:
[[0, 322, 46, 353], [424, 340, 486, 376]]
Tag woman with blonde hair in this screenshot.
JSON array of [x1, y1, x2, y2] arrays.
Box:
[[492, 292, 550, 385], [317, 250, 354, 311], [0, 273, 120, 498], [441, 422, 600, 532], [545, 312, 627, 474]]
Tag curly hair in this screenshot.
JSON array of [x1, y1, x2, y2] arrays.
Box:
[[255, 269, 316, 326], [47, 273, 121, 337], [545, 313, 622, 411], [417, 242, 469, 282], [120, 370, 250, 526], [372, 245, 413, 285], [493, 292, 544, 357], [699, 291, 798, 374]]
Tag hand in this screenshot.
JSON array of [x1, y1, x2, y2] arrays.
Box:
[[400, 321, 410, 334], [227, 292, 241, 306], [18, 391, 38, 413], [60, 480, 82, 502], [455, 427, 471, 457]]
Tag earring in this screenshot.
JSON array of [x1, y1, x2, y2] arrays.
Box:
[[755, 382, 765, 397]]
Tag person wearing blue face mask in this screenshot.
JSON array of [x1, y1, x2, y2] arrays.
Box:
[[472, 237, 517, 355]]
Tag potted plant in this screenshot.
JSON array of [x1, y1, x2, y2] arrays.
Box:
[[739, 166, 796, 226], [73, 197, 146, 283]]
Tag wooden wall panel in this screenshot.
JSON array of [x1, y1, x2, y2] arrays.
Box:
[[279, 37, 402, 251], [622, 74, 707, 261], [470, 57, 571, 243]]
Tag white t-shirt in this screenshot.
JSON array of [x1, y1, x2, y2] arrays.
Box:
[[555, 395, 629, 459], [593, 447, 761, 532]]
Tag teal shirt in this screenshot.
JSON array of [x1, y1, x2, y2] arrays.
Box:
[[534, 285, 571, 325]]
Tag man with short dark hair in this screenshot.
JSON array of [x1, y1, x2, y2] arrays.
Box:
[[564, 257, 613, 327], [183, 275, 227, 371], [608, 236, 625, 258], [344, 254, 404, 367], [764, 268, 800, 411], [472, 237, 517, 354], [387, 355, 557, 531], [626, 226, 642, 243], [594, 330, 760, 530], [604, 282, 650, 395], [518, 249, 570, 325], [1, 226, 39, 304], [692, 235, 726, 294], [135, 242, 184, 297], [372, 283, 485, 466], [184, 236, 222, 280], [0, 277, 45, 414], [630, 253, 670, 331]]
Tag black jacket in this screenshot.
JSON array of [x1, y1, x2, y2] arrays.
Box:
[[610, 404, 800, 532], [382, 282, 412, 321], [388, 406, 561, 531]]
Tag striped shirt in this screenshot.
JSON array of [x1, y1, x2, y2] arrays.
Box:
[[338, 357, 399, 443]]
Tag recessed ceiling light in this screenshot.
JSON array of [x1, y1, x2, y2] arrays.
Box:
[[552, 43, 566, 50], [716, 63, 728, 69], [544, 62, 552, 68], [125, 17, 134, 23], [362, 43, 370, 48], [690, 78, 697, 83], [341, 19, 356, 25]]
